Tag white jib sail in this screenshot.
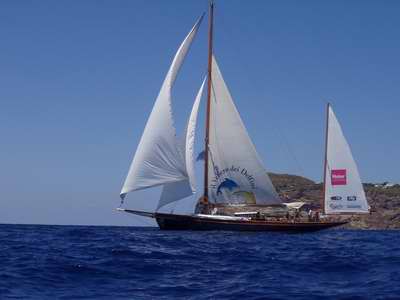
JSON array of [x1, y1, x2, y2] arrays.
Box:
[[207, 56, 281, 205], [157, 77, 206, 210], [120, 16, 203, 200], [324, 105, 369, 214], [185, 77, 206, 192]]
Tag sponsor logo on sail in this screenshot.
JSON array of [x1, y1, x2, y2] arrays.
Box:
[[347, 196, 357, 201], [329, 203, 343, 210], [211, 165, 256, 189], [211, 165, 257, 204], [347, 204, 361, 209], [216, 178, 238, 195], [330, 196, 342, 201], [331, 169, 347, 186]]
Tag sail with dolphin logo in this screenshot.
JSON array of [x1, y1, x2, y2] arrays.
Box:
[[207, 57, 281, 205], [120, 13, 281, 210]]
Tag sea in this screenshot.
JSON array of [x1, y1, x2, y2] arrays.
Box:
[[0, 225, 399, 300]]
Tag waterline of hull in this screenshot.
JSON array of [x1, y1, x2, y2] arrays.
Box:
[[155, 213, 347, 232]]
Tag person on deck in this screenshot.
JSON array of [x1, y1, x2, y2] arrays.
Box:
[[195, 197, 211, 214], [308, 209, 313, 222], [315, 211, 320, 222], [295, 209, 300, 221]]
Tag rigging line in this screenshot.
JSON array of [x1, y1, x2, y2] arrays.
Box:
[[271, 121, 305, 176], [170, 193, 181, 214], [281, 126, 305, 175]]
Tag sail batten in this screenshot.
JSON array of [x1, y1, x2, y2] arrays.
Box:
[[324, 105, 369, 214], [207, 56, 281, 205], [120, 17, 203, 200]]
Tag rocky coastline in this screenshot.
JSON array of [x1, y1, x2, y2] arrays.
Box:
[[269, 173, 400, 229]]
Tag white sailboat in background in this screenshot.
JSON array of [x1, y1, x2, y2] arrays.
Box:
[[322, 104, 370, 215], [117, 2, 350, 231]]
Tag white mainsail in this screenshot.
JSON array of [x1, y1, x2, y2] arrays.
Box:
[[120, 16, 203, 200], [157, 77, 206, 209], [324, 104, 369, 214], [207, 56, 281, 205]]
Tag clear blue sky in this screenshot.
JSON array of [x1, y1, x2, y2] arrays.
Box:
[[1, 0, 399, 226]]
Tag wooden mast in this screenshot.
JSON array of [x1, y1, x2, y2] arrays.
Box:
[[322, 102, 330, 214], [203, 1, 214, 201]]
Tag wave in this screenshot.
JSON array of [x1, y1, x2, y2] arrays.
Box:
[[0, 224, 399, 299]]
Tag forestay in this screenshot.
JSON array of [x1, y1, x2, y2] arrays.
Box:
[[120, 16, 203, 200], [207, 56, 281, 205], [324, 105, 369, 214]]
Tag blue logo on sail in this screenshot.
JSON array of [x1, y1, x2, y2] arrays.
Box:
[[214, 175, 257, 205], [216, 178, 239, 195]]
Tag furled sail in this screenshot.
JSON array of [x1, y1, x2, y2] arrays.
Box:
[[207, 56, 281, 205], [120, 16, 203, 200], [157, 77, 206, 209], [324, 105, 369, 214]]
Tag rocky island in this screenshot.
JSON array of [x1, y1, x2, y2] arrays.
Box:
[[269, 173, 400, 229]]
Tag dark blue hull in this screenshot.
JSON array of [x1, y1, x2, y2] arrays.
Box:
[[155, 213, 347, 232]]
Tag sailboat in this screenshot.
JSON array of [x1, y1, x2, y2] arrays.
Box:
[[117, 2, 363, 231], [322, 103, 370, 216]]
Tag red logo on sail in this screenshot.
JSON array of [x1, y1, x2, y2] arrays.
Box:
[[331, 169, 347, 185]]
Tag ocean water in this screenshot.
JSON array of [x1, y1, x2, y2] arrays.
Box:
[[0, 225, 399, 300]]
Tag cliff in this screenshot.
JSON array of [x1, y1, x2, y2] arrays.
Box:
[[269, 173, 400, 229]]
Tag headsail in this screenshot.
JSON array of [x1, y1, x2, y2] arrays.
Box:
[[157, 77, 206, 209], [120, 16, 203, 200], [207, 56, 281, 205], [186, 77, 206, 193], [324, 104, 369, 214]]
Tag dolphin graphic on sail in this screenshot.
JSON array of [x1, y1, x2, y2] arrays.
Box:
[[216, 178, 239, 195]]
